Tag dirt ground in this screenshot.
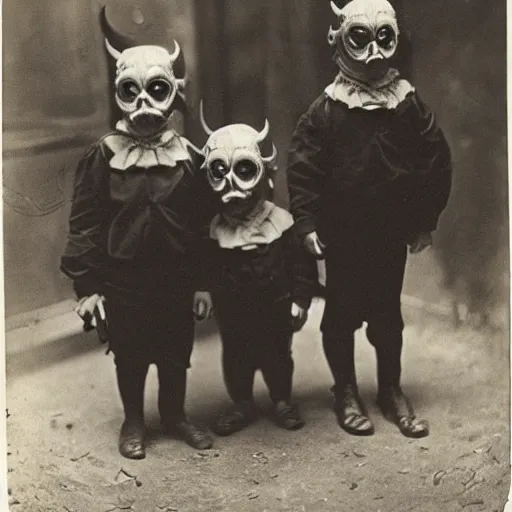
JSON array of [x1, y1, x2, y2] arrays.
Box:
[[5, 301, 511, 512]]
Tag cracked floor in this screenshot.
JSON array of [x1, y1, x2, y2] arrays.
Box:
[[5, 302, 510, 512]]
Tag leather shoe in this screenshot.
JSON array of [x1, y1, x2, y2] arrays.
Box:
[[119, 420, 146, 460], [164, 419, 214, 450], [377, 386, 429, 438], [334, 384, 374, 436]]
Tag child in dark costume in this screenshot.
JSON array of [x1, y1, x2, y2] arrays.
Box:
[[60, 11, 214, 459], [199, 105, 318, 435], [287, 0, 452, 438]]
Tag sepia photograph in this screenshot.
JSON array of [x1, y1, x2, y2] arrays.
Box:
[[2, 0, 510, 510]]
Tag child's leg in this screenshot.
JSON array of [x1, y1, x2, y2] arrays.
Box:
[[156, 294, 213, 449], [260, 342, 293, 406], [261, 338, 305, 431], [115, 356, 149, 459], [321, 241, 374, 435], [258, 299, 304, 430], [211, 298, 258, 436], [157, 365, 187, 424], [322, 329, 374, 436], [211, 341, 258, 435], [366, 243, 429, 438], [106, 293, 150, 460], [222, 335, 257, 405]]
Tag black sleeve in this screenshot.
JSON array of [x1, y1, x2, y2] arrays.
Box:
[[286, 94, 331, 239], [60, 144, 107, 298], [186, 145, 217, 291], [282, 226, 319, 310], [409, 92, 453, 234]]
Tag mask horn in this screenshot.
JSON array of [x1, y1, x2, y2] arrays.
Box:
[[262, 144, 278, 170], [199, 100, 214, 136], [256, 119, 270, 144], [169, 40, 181, 63], [104, 37, 122, 60], [99, 5, 132, 57], [327, 26, 342, 46], [330, 1, 344, 18]]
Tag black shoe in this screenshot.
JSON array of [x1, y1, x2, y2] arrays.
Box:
[[377, 386, 429, 438], [164, 419, 214, 450], [334, 384, 374, 436], [119, 420, 146, 460], [272, 402, 305, 430], [211, 401, 258, 436]]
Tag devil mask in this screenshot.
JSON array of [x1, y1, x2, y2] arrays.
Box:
[[101, 9, 186, 138], [199, 102, 277, 215], [328, 0, 399, 85]]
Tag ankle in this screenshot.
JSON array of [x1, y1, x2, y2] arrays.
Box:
[[123, 416, 145, 427]]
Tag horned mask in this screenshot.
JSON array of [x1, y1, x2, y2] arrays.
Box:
[[100, 7, 186, 138], [199, 102, 277, 206], [328, 0, 399, 82]]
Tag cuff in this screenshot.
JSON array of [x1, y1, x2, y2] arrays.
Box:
[[294, 217, 317, 240], [292, 294, 312, 311], [73, 274, 103, 299]]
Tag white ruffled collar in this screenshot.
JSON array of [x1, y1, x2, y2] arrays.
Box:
[[325, 69, 415, 110], [210, 201, 294, 251], [103, 120, 192, 170]]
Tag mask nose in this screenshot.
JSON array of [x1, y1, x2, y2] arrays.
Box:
[[366, 41, 384, 62], [225, 171, 234, 191], [136, 90, 151, 108]]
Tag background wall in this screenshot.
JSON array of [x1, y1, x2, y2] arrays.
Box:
[[3, 0, 198, 318], [3, 0, 508, 325]]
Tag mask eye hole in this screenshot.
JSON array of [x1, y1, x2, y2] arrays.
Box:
[[118, 80, 140, 102], [234, 160, 259, 181], [376, 25, 396, 49], [147, 79, 172, 102], [209, 159, 229, 180], [347, 26, 373, 49]]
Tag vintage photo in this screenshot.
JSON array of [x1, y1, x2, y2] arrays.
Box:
[[2, 0, 509, 511]]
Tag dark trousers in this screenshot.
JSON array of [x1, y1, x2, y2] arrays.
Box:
[[213, 293, 294, 404], [104, 281, 194, 425], [321, 236, 407, 393]]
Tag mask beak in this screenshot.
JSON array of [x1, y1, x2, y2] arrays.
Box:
[[366, 41, 384, 63]]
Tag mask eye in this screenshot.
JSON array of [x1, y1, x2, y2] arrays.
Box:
[[118, 80, 140, 102], [347, 26, 373, 50], [234, 160, 259, 181], [209, 159, 229, 180], [147, 79, 172, 102], [376, 25, 396, 49]]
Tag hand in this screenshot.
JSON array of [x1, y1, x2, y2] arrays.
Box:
[[291, 302, 308, 332], [304, 231, 325, 259], [408, 232, 433, 254], [194, 291, 213, 322], [74, 294, 106, 328]]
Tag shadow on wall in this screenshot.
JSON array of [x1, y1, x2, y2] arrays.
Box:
[[404, 0, 508, 322]]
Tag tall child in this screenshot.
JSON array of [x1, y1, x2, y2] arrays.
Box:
[[287, 0, 452, 438]]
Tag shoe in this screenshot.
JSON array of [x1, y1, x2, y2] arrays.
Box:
[[119, 420, 146, 460], [164, 419, 214, 450], [377, 386, 429, 438], [272, 402, 305, 430], [334, 384, 374, 436], [211, 402, 258, 436]]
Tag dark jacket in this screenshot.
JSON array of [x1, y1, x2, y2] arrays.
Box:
[[60, 136, 213, 298], [287, 91, 452, 245], [208, 226, 318, 311]]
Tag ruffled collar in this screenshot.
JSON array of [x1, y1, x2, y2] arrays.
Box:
[[210, 200, 294, 250], [325, 68, 415, 110], [103, 120, 192, 170]]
